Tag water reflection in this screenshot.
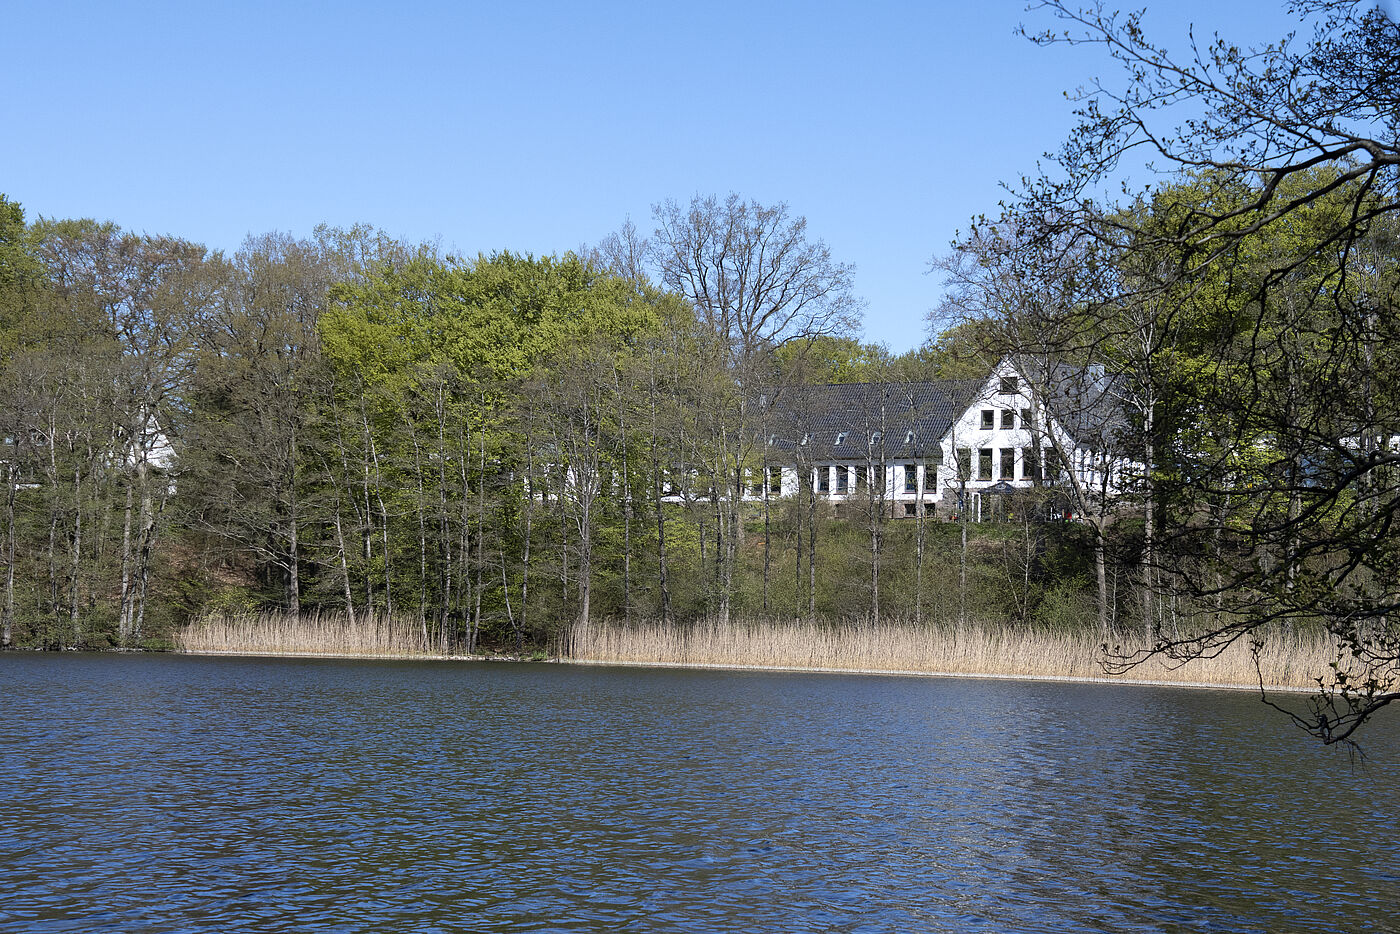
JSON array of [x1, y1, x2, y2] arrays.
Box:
[[2, 654, 1396, 933]]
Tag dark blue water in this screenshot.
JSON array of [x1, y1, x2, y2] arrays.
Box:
[[2, 653, 1397, 933]]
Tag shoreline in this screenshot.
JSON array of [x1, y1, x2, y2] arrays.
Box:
[[173, 647, 1307, 693]]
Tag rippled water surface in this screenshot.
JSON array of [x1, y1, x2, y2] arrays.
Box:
[[3, 654, 1398, 932]]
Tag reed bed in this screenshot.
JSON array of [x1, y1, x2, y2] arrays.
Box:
[[568, 617, 1343, 690], [177, 611, 433, 658]]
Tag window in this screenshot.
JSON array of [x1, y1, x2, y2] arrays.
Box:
[[923, 462, 938, 491], [1000, 376, 1018, 394], [767, 434, 776, 446], [1044, 447, 1057, 480], [1001, 409, 1015, 429], [1000, 448, 1015, 480], [835, 431, 848, 446], [871, 431, 882, 446], [956, 447, 973, 480], [836, 467, 849, 493], [904, 463, 917, 493], [1021, 408, 1033, 429], [817, 466, 830, 493], [981, 409, 995, 429], [978, 448, 993, 481], [904, 430, 915, 445], [800, 432, 811, 445], [768, 466, 782, 494], [1023, 446, 1041, 481], [903, 503, 917, 517], [855, 465, 868, 490], [873, 464, 885, 490], [748, 471, 762, 496]]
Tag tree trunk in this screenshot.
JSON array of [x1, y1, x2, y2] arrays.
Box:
[[915, 461, 926, 626], [2, 466, 16, 648], [333, 505, 357, 630], [286, 423, 300, 616], [762, 453, 772, 616], [959, 486, 969, 627], [619, 386, 632, 625], [1095, 524, 1109, 638], [648, 378, 672, 625], [118, 482, 135, 644], [807, 468, 817, 622], [68, 458, 82, 646]]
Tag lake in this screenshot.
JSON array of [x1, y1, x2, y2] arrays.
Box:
[[2, 653, 1397, 932]]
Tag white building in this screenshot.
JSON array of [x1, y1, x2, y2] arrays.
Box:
[[752, 358, 1130, 520]]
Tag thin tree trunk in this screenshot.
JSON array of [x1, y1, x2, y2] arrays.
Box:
[[286, 423, 300, 616], [1095, 524, 1109, 638], [959, 486, 968, 627], [807, 468, 817, 622], [2, 466, 17, 647], [762, 451, 772, 615], [618, 377, 632, 625], [68, 457, 82, 646], [333, 504, 357, 630], [916, 460, 926, 626], [409, 428, 429, 643], [519, 408, 535, 651], [132, 480, 166, 644], [794, 466, 804, 615], [648, 373, 671, 625], [362, 396, 393, 617], [118, 481, 135, 644], [1141, 418, 1155, 641], [471, 402, 487, 655]]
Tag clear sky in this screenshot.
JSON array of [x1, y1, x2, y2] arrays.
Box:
[[5, 1, 1297, 351]]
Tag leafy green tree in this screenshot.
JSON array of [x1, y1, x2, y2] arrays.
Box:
[[997, 0, 1400, 743]]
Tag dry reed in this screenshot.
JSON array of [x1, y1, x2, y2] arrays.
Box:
[[567, 617, 1343, 690], [177, 611, 434, 658], [177, 609, 1345, 692]]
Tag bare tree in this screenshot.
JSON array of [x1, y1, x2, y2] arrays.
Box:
[[650, 194, 861, 623]]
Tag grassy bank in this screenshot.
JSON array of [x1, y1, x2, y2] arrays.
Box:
[[567, 618, 1337, 690]]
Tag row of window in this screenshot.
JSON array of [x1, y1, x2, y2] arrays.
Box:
[[680, 445, 1063, 500], [980, 407, 1034, 431], [804, 448, 1056, 494]]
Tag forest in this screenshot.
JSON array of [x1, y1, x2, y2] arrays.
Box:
[[0, 191, 1107, 656]]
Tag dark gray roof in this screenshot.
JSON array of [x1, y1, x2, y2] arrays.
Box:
[[760, 379, 985, 460], [1015, 357, 1129, 452]]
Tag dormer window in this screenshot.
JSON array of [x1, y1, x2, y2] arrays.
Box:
[[800, 432, 811, 445], [767, 434, 777, 446], [871, 431, 883, 446], [904, 430, 915, 444], [836, 431, 848, 445]]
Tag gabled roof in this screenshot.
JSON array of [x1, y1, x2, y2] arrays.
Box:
[[761, 379, 986, 458]]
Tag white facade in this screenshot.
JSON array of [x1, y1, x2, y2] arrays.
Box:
[[742, 359, 1128, 519]]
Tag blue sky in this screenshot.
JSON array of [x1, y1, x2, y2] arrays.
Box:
[[5, 1, 1294, 351]]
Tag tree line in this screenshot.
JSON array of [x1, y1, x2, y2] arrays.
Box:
[[1, 193, 1112, 655]]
